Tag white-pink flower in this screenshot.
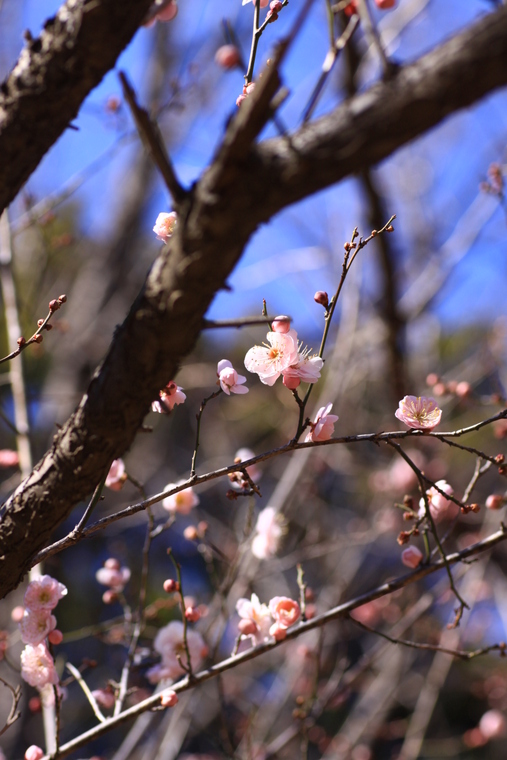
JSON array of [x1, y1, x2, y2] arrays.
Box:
[[282, 352, 323, 387], [25, 747, 44, 760], [21, 643, 59, 688], [217, 360, 249, 395], [479, 709, 506, 740], [244, 329, 299, 386], [152, 381, 186, 413], [305, 403, 338, 442], [20, 611, 57, 646], [149, 621, 207, 682], [162, 481, 199, 514], [395, 395, 442, 431], [105, 458, 127, 491], [401, 546, 423, 569], [268, 596, 300, 629], [251, 506, 283, 559], [419, 480, 457, 523], [24, 575, 67, 612], [153, 211, 177, 242], [96, 560, 131, 592], [236, 593, 272, 645]]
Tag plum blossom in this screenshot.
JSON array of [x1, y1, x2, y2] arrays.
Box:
[[25, 748, 44, 760], [153, 211, 177, 241], [105, 459, 127, 491], [21, 643, 59, 688], [152, 381, 186, 413], [230, 448, 262, 490], [251, 507, 283, 559], [395, 396, 442, 431], [401, 546, 423, 569], [0, 449, 19, 467], [245, 328, 299, 386], [147, 621, 207, 682], [305, 403, 338, 442], [24, 575, 67, 612], [236, 594, 272, 645], [419, 480, 457, 523], [96, 559, 131, 593], [20, 610, 57, 646], [217, 360, 249, 395], [160, 689, 179, 707], [282, 351, 323, 388], [162, 481, 199, 514], [268, 597, 300, 629]]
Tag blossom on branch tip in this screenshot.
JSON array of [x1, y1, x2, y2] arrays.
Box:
[[251, 506, 283, 559], [401, 546, 423, 569], [162, 481, 199, 514], [152, 381, 186, 413], [305, 403, 338, 442], [24, 575, 67, 612], [105, 459, 127, 491], [236, 593, 272, 645], [217, 360, 249, 395], [153, 211, 177, 242], [245, 329, 299, 385], [395, 396, 442, 431]]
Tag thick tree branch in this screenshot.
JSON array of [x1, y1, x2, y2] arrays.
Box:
[[1, 8, 507, 600], [0, 0, 154, 215]]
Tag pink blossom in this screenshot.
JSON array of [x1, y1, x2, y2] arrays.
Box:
[[419, 480, 457, 523], [215, 44, 241, 69], [217, 360, 249, 395], [375, 0, 395, 8], [282, 352, 323, 386], [479, 709, 506, 739], [21, 643, 59, 688], [395, 396, 442, 431], [20, 610, 57, 646], [269, 621, 287, 640], [269, 596, 300, 629], [0, 449, 19, 467], [251, 506, 283, 559], [105, 459, 127, 491], [149, 621, 207, 682], [305, 403, 338, 442], [152, 381, 186, 413], [25, 747, 44, 760], [271, 315, 291, 333], [160, 688, 179, 707], [401, 546, 423, 569], [244, 329, 299, 386], [162, 481, 199, 514], [96, 561, 131, 592], [24, 575, 67, 612], [236, 593, 272, 645], [153, 211, 177, 242]]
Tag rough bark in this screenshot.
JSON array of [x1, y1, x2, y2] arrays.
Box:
[[0, 0, 153, 214], [0, 7, 507, 600]]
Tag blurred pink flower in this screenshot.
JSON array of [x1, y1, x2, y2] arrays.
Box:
[[21, 643, 59, 688], [269, 622, 287, 641], [105, 459, 127, 491], [25, 747, 44, 760], [419, 480, 457, 522], [91, 688, 116, 710], [20, 610, 57, 646], [0, 449, 19, 467], [395, 395, 442, 431], [305, 403, 338, 442], [152, 381, 186, 413], [401, 546, 423, 569], [215, 44, 241, 69], [236, 593, 272, 645], [233, 448, 262, 484], [244, 329, 299, 386], [217, 360, 249, 395], [149, 621, 207, 682], [162, 481, 199, 514], [268, 596, 300, 629], [153, 211, 177, 241], [24, 575, 67, 612], [160, 688, 179, 707], [96, 561, 131, 592], [251, 507, 283, 559], [479, 709, 506, 740]]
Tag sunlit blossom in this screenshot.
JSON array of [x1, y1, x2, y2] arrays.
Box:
[[21, 643, 59, 688], [147, 621, 207, 682], [152, 381, 186, 413], [419, 480, 457, 523], [401, 546, 423, 569], [305, 403, 338, 442], [153, 211, 177, 241], [24, 575, 67, 612], [217, 360, 249, 395], [251, 506, 283, 559], [20, 610, 57, 646], [282, 352, 323, 386], [236, 593, 272, 645], [244, 329, 299, 386], [160, 689, 179, 707], [395, 395, 442, 431], [162, 481, 199, 514], [268, 596, 300, 629]]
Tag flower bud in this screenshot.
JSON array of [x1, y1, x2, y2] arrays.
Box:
[[401, 546, 423, 568], [160, 689, 179, 708], [49, 299, 60, 312], [48, 629, 63, 645], [183, 526, 198, 541], [163, 579, 180, 593], [271, 315, 290, 333], [283, 374, 301, 390], [375, 0, 396, 8], [58, 294, 67, 303], [238, 618, 257, 636], [215, 45, 241, 69], [185, 606, 201, 622], [314, 291, 329, 308], [486, 494, 505, 510], [34, 334, 43, 344], [17, 337, 26, 346]]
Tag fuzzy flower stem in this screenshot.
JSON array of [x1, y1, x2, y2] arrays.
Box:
[[66, 662, 106, 723], [167, 551, 193, 677], [191, 389, 222, 477]]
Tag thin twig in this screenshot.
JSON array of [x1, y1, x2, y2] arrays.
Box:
[[66, 662, 106, 723]]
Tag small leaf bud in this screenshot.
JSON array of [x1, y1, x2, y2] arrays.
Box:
[[34, 334, 43, 344], [17, 337, 26, 347]]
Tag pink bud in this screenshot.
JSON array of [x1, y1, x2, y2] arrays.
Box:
[[236, 93, 247, 107], [215, 45, 241, 69], [486, 494, 505, 510], [11, 605, 24, 622], [163, 579, 179, 593], [426, 373, 439, 386], [456, 381, 472, 398], [269, 621, 287, 641], [48, 629, 63, 645], [102, 590, 117, 604], [314, 291, 329, 308], [283, 374, 301, 390], [58, 294, 67, 303], [479, 709, 506, 739], [160, 689, 179, 707], [401, 546, 423, 569], [238, 619, 258, 636], [104, 558, 121, 570], [25, 747, 44, 760], [185, 606, 201, 622], [270, 0, 283, 9], [374, 0, 395, 7], [271, 315, 290, 333], [245, 82, 256, 95]]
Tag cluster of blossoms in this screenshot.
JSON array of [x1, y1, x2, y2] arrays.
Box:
[[153, 211, 177, 243], [20, 576, 67, 691], [236, 593, 301, 644], [152, 381, 186, 413], [244, 316, 323, 389], [147, 620, 208, 683], [96, 558, 131, 603], [251, 506, 284, 559]]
